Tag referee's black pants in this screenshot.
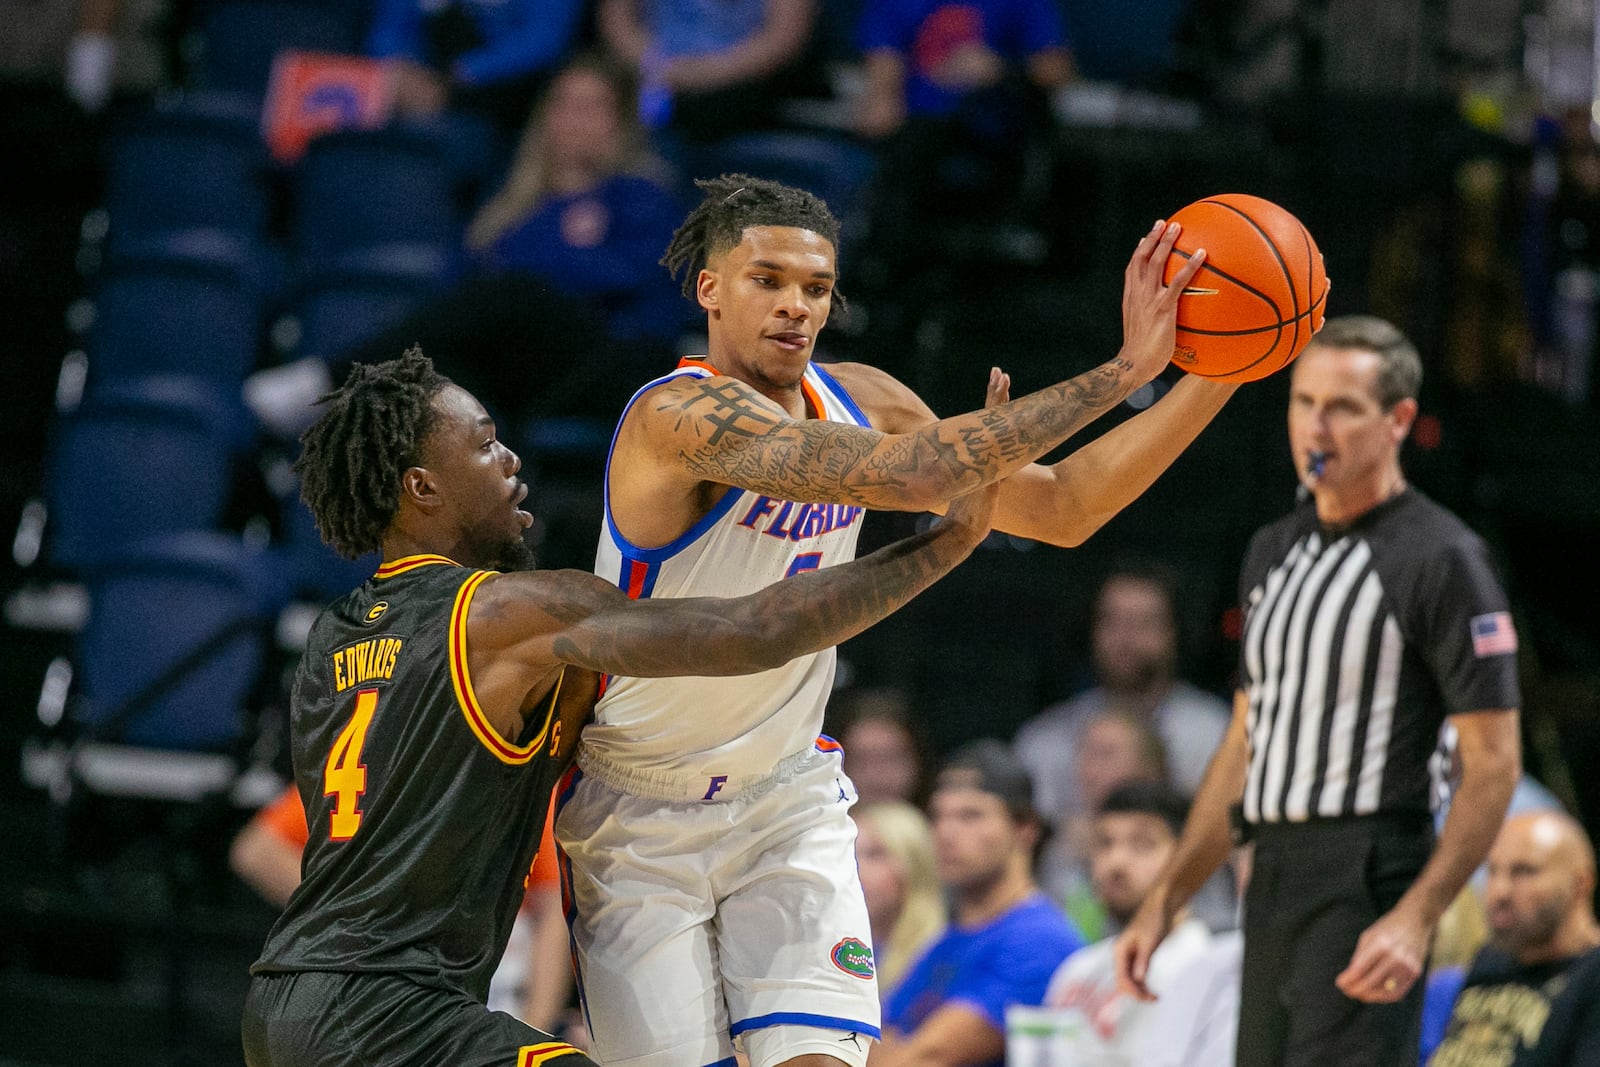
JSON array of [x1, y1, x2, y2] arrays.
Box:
[[1238, 814, 1434, 1067]]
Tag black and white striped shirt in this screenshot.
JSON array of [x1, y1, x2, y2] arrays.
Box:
[[1237, 488, 1520, 825]]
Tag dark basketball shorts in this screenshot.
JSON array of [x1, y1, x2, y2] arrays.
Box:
[[242, 970, 593, 1067]]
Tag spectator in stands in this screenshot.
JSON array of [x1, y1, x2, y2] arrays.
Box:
[[852, 0, 1075, 277], [1419, 885, 1491, 1063], [1014, 782, 1238, 1064], [831, 686, 929, 806], [366, 0, 586, 137], [854, 800, 946, 1004], [1429, 810, 1600, 1065], [229, 784, 308, 910], [596, 0, 818, 148], [1039, 709, 1168, 940], [230, 784, 577, 1035], [875, 741, 1082, 1067], [1014, 564, 1229, 820], [248, 54, 690, 438]]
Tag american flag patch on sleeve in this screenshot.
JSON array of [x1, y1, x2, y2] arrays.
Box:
[[1470, 612, 1518, 657]]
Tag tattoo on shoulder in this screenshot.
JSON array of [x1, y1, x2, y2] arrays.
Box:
[[657, 380, 782, 445]]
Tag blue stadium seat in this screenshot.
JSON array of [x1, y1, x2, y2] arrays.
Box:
[[45, 377, 246, 571], [102, 100, 270, 244], [691, 130, 876, 230], [73, 531, 288, 751], [195, 0, 366, 98], [291, 246, 448, 357], [88, 246, 266, 386], [292, 125, 461, 266], [1059, 0, 1192, 88], [277, 473, 379, 601]]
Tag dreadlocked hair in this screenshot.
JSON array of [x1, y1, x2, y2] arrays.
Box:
[[293, 346, 450, 560], [661, 173, 842, 300]]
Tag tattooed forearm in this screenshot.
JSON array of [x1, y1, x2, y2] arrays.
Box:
[[668, 356, 1144, 510], [552, 523, 980, 678]]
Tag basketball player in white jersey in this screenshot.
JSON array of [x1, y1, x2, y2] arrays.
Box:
[[554, 175, 1235, 1067]]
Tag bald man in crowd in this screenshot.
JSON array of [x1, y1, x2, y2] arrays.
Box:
[[1430, 811, 1600, 1066]]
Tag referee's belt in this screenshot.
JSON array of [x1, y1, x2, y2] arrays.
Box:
[[1230, 805, 1433, 845]]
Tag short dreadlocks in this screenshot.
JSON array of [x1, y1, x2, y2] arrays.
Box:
[[661, 173, 842, 300], [294, 347, 450, 560]]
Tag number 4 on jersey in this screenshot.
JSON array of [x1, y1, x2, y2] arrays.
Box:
[[325, 688, 378, 840]]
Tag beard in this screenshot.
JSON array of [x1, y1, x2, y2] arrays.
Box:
[[489, 532, 539, 574], [1491, 897, 1567, 957]]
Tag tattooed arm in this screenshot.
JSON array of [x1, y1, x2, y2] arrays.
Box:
[[469, 477, 996, 690], [846, 363, 1239, 547], [633, 221, 1204, 513]]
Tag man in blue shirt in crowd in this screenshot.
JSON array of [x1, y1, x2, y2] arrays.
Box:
[[877, 741, 1083, 1066]]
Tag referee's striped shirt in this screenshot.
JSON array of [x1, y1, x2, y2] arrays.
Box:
[[1237, 488, 1520, 825]]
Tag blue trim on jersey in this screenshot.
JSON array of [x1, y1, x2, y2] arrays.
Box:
[[554, 766, 584, 814], [600, 364, 751, 567], [701, 1060, 737, 1067], [612, 484, 746, 567], [612, 556, 664, 599], [728, 1011, 882, 1040], [809, 362, 872, 428]]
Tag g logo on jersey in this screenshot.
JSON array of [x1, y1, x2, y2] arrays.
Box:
[[364, 602, 389, 624], [830, 937, 875, 980]]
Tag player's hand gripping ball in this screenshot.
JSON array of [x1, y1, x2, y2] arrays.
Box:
[[1162, 194, 1329, 382]]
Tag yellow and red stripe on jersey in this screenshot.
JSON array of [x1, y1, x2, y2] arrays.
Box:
[[374, 554, 460, 579], [448, 572, 565, 764], [516, 1040, 583, 1066]]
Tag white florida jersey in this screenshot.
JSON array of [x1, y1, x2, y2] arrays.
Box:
[[588, 358, 871, 779]]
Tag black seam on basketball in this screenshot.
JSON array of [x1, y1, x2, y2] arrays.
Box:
[[1172, 249, 1283, 319], [1177, 302, 1323, 338], [1294, 222, 1316, 356], [1183, 288, 1329, 378], [1204, 198, 1299, 323]]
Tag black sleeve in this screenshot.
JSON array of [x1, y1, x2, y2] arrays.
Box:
[[1406, 529, 1521, 716]]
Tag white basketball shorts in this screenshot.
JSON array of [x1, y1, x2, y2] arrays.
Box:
[[553, 741, 880, 1067]]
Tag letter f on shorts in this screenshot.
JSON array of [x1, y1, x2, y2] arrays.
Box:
[[703, 775, 729, 800]]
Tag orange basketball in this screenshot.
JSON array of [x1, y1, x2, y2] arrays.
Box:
[[1161, 194, 1329, 382]]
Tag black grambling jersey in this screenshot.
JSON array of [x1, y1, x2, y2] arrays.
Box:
[[253, 555, 571, 1000]]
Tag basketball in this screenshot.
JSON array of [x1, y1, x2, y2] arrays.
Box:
[[1162, 194, 1329, 382]]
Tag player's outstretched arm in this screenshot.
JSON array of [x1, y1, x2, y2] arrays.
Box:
[[471, 372, 1005, 684], [550, 481, 995, 677], [852, 367, 1240, 548], [640, 222, 1204, 513]]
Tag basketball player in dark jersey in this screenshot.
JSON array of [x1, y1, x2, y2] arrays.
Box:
[[241, 349, 1001, 1067]]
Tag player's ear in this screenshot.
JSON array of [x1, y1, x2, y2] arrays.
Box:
[[696, 268, 719, 315], [400, 466, 443, 513]]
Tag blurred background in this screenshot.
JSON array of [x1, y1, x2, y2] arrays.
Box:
[[1, 0, 1598, 1062]]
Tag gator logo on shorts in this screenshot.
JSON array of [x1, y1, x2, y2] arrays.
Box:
[[831, 937, 875, 980]]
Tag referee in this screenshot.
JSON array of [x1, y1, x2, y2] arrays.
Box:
[[1113, 316, 1522, 1066]]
